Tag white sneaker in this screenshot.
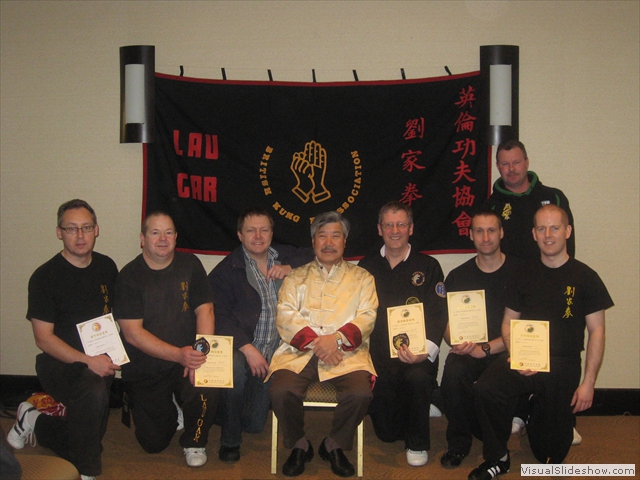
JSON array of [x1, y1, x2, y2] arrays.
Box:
[[406, 449, 428, 467], [184, 447, 207, 467], [572, 427, 582, 445], [173, 394, 184, 431], [429, 404, 442, 417], [6, 401, 39, 449], [511, 416, 526, 434]]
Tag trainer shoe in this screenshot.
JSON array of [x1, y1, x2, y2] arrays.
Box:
[[511, 416, 525, 434], [6, 401, 39, 449], [468, 453, 510, 480], [184, 447, 207, 467], [406, 449, 428, 466], [572, 427, 582, 445]]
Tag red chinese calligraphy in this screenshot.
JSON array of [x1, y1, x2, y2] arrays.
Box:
[[402, 150, 425, 172], [452, 211, 472, 237], [452, 160, 476, 184], [452, 139, 476, 160], [452, 185, 476, 207], [404, 118, 425, 140], [400, 183, 423, 206], [454, 112, 477, 133], [455, 86, 476, 109]]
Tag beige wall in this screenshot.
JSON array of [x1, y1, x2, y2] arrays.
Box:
[[1, 1, 638, 388]]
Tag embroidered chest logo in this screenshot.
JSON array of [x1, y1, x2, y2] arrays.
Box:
[[435, 281, 447, 298], [181, 281, 190, 313], [411, 271, 425, 286], [100, 284, 110, 315], [406, 296, 420, 305], [563, 285, 575, 318], [501, 203, 512, 220]]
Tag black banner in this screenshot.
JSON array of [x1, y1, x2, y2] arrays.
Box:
[[144, 72, 489, 258]]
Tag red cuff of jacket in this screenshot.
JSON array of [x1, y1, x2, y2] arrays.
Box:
[[337, 323, 362, 351], [290, 327, 318, 351]]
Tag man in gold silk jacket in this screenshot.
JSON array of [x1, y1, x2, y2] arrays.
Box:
[[268, 211, 377, 478]]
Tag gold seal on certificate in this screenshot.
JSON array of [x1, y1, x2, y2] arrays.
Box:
[[76, 313, 130, 365], [386, 303, 427, 358], [510, 320, 550, 372], [193, 335, 234, 388], [446, 290, 489, 345]]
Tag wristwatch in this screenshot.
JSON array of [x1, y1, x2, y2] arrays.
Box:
[[481, 342, 491, 357], [334, 332, 344, 351]]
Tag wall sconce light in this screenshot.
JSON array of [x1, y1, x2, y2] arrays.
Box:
[[120, 45, 155, 143], [480, 45, 519, 146]]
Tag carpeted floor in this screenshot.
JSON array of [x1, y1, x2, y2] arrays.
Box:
[[3, 409, 638, 479]]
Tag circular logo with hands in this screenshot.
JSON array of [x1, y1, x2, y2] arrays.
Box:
[[290, 140, 332, 204]]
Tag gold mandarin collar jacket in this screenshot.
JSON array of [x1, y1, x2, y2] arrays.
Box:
[[267, 259, 378, 381]]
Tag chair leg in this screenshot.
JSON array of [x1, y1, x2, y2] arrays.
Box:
[[357, 418, 364, 477], [271, 411, 278, 474]]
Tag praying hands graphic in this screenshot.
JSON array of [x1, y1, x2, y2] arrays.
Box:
[[290, 140, 332, 204]]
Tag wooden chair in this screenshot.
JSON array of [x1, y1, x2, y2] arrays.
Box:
[[271, 381, 364, 477]]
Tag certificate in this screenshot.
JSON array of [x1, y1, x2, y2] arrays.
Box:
[[510, 320, 550, 372], [76, 313, 130, 365], [447, 290, 489, 345], [386, 303, 427, 358], [193, 335, 234, 388]]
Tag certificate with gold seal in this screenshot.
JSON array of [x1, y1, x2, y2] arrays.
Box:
[[387, 303, 427, 358], [509, 320, 550, 372], [193, 335, 234, 388], [447, 290, 489, 345], [76, 313, 130, 366]]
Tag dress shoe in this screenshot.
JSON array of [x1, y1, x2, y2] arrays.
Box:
[[440, 450, 467, 467], [218, 445, 240, 462], [319, 438, 355, 477], [282, 442, 313, 477]]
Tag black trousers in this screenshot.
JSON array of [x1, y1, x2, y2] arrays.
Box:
[[126, 364, 220, 453], [35, 354, 113, 477], [473, 352, 579, 464], [368, 359, 437, 451], [440, 352, 496, 454], [269, 356, 372, 451]]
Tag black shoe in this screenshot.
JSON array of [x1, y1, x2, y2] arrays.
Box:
[[218, 445, 240, 463], [441, 450, 467, 468], [468, 453, 510, 480], [282, 442, 314, 477], [319, 438, 355, 477]]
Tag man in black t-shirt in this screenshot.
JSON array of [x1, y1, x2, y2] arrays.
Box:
[[467, 205, 613, 480], [114, 212, 219, 468], [440, 209, 521, 469], [7, 199, 119, 480]]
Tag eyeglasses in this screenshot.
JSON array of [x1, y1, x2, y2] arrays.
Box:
[[380, 222, 411, 231], [59, 225, 96, 235]]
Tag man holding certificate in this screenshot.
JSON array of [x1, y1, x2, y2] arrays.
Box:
[[440, 209, 521, 469], [468, 205, 614, 480], [268, 211, 377, 478], [359, 201, 447, 468], [114, 212, 219, 468], [7, 199, 119, 480]]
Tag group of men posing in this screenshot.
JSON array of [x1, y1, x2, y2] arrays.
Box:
[[7, 140, 613, 480]]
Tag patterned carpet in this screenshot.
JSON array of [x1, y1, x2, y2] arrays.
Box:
[[3, 410, 638, 479]]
